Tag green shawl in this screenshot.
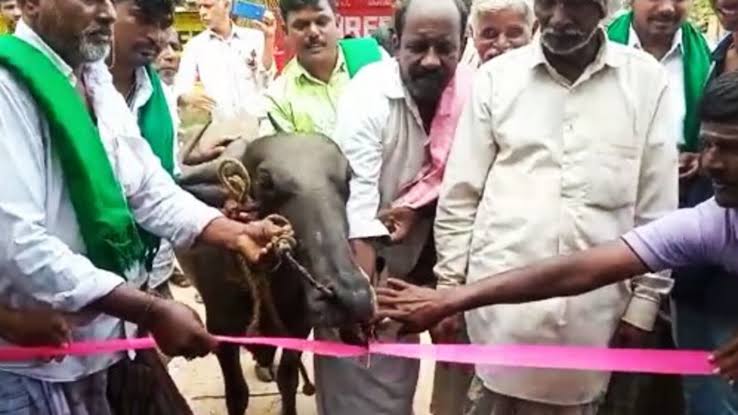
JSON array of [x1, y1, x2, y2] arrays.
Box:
[[607, 12, 712, 152], [339, 37, 383, 78], [0, 36, 157, 276], [138, 65, 175, 176]]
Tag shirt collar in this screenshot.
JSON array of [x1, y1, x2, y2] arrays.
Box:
[[14, 20, 76, 85], [628, 25, 683, 62], [291, 48, 347, 86], [529, 28, 623, 80], [207, 23, 241, 41], [128, 66, 153, 112]]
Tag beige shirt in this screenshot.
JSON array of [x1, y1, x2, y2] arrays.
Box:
[[332, 59, 431, 277], [436, 34, 678, 404]]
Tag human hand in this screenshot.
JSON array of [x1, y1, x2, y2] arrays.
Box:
[[378, 206, 419, 243], [609, 320, 649, 348], [144, 298, 218, 359], [376, 278, 455, 334], [679, 152, 700, 181], [253, 10, 277, 39], [710, 332, 738, 384], [430, 314, 464, 344], [0, 309, 71, 348], [180, 90, 216, 113], [235, 215, 294, 265], [182, 136, 237, 165]]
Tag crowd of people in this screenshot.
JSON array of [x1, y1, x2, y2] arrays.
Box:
[[1, 0, 738, 414]]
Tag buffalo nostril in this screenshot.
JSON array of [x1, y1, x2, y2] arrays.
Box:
[[333, 284, 374, 323]]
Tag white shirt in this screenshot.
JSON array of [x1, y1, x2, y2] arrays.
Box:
[[437, 35, 678, 404], [174, 25, 273, 119], [0, 22, 222, 381], [628, 26, 686, 146], [127, 67, 181, 289], [332, 59, 433, 277]]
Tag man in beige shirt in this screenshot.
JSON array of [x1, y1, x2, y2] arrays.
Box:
[[433, 0, 678, 413]]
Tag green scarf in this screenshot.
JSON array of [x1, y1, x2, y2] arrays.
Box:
[[0, 35, 156, 276], [138, 65, 175, 176], [607, 12, 712, 152], [339, 37, 383, 78]]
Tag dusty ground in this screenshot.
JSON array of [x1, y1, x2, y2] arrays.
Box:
[[169, 285, 435, 415]]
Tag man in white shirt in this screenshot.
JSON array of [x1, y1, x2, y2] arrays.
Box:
[[174, 0, 276, 119], [109, 0, 183, 302], [325, 0, 472, 413], [0, 0, 290, 413], [431, 0, 678, 413]]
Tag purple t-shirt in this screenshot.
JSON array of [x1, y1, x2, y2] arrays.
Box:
[[622, 199, 738, 274]]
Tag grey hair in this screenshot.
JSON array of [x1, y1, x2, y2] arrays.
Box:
[[469, 0, 534, 32]]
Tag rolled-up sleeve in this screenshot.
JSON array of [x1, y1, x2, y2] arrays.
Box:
[[0, 78, 123, 312], [434, 70, 497, 289], [622, 79, 679, 331], [331, 74, 390, 240]]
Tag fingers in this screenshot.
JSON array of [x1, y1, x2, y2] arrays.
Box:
[[386, 278, 413, 290], [711, 337, 738, 381]]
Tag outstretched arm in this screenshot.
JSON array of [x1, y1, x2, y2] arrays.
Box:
[[377, 241, 648, 333]]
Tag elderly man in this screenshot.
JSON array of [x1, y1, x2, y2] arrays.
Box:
[[0, 0, 289, 412], [0, 0, 20, 33], [323, 0, 472, 413], [460, 0, 536, 67], [425, 0, 678, 413], [174, 0, 276, 119], [379, 70, 738, 415]]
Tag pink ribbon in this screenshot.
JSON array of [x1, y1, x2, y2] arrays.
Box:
[[0, 336, 714, 375]]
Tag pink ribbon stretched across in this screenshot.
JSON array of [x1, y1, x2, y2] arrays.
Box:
[[0, 336, 714, 375]]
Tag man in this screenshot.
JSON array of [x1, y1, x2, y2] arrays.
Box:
[[154, 27, 181, 88], [0, 0, 289, 411], [0, 0, 20, 33], [378, 69, 738, 398], [109, 0, 183, 303], [261, 0, 344, 136], [608, 0, 711, 184], [174, 0, 276, 119], [323, 0, 472, 413], [605, 1, 711, 413], [661, 1, 738, 412], [460, 0, 536, 67], [425, 0, 678, 413]]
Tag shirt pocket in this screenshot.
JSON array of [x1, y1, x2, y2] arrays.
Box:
[[585, 143, 640, 210]]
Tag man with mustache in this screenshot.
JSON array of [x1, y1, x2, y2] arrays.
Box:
[[460, 0, 537, 67], [260, 0, 345, 136], [423, 0, 678, 413], [0, 0, 20, 33], [380, 69, 738, 415], [659, 1, 738, 413], [0, 0, 293, 411], [174, 0, 276, 118], [109, 0, 184, 306], [324, 0, 473, 413]]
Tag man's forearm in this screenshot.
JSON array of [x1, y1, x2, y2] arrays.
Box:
[[262, 36, 275, 70], [88, 285, 160, 327], [197, 217, 242, 251], [446, 242, 648, 314]]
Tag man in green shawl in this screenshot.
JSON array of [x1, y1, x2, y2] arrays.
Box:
[[109, 0, 183, 301], [0, 0, 291, 412]]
